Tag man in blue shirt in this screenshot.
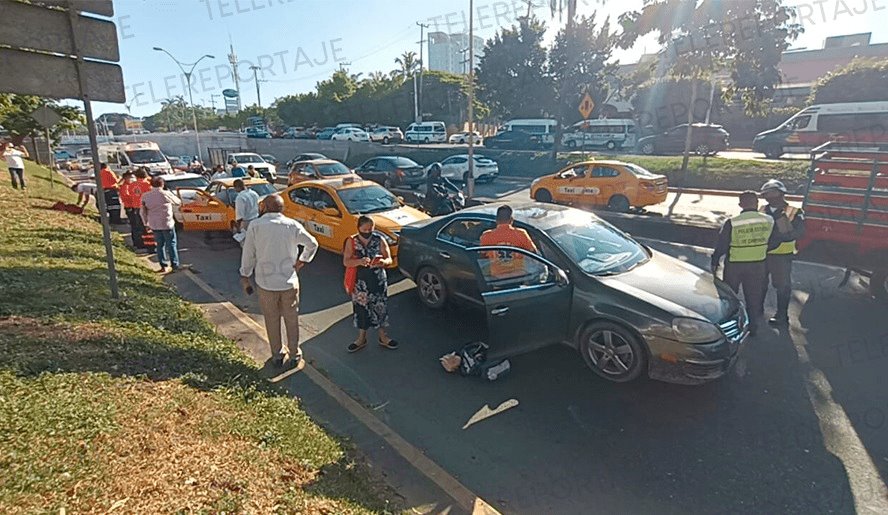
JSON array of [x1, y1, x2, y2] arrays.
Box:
[[230, 160, 246, 178]]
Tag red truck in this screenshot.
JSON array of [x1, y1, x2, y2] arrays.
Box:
[[799, 143, 888, 301]]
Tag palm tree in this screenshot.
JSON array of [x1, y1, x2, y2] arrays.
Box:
[[394, 51, 420, 78]]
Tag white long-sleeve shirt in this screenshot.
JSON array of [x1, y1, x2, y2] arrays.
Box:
[[239, 212, 319, 291]]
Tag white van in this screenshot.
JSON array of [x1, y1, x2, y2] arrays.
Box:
[[753, 101, 888, 158], [405, 121, 447, 143], [501, 119, 558, 145], [97, 141, 172, 175], [562, 119, 637, 150]]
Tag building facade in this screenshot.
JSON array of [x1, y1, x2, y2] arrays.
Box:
[[428, 32, 484, 75]]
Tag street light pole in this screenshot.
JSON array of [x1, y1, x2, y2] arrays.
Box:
[[249, 65, 262, 107], [153, 47, 214, 160]]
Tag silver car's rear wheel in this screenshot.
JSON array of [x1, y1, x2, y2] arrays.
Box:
[[579, 322, 646, 382], [417, 267, 447, 309]]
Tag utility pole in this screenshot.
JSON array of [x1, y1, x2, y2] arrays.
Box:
[[249, 65, 262, 107], [416, 22, 429, 122], [209, 94, 219, 112], [228, 37, 242, 111], [467, 0, 476, 199]]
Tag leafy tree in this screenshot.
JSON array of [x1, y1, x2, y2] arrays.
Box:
[[619, 0, 801, 212], [316, 69, 358, 103], [394, 51, 420, 78], [548, 14, 617, 151], [809, 58, 888, 104], [476, 16, 552, 120], [0, 94, 83, 144], [631, 77, 724, 132]]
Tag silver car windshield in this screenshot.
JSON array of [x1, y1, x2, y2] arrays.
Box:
[[545, 219, 649, 275]]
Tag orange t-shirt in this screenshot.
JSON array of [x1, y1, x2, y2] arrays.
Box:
[[120, 178, 151, 208], [100, 168, 119, 190], [479, 224, 538, 278]]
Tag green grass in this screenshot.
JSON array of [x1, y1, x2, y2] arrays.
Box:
[[0, 163, 396, 513]]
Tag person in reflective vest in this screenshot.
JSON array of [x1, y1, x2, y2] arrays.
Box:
[[760, 179, 806, 325], [711, 191, 780, 334]]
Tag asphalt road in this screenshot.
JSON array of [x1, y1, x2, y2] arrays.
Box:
[[163, 228, 888, 514]]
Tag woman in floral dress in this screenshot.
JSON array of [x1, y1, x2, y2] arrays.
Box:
[[343, 216, 399, 352]]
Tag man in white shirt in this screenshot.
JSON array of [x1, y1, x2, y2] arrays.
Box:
[[233, 179, 260, 232], [3, 142, 29, 190], [70, 181, 97, 208], [239, 194, 318, 369]]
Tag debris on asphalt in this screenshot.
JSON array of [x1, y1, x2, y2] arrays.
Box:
[[440, 342, 510, 381]]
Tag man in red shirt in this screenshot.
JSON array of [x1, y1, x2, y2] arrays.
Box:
[[98, 163, 124, 224], [120, 169, 151, 250], [480, 205, 539, 279]]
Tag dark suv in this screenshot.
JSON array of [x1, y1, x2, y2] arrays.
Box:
[[636, 124, 729, 156]]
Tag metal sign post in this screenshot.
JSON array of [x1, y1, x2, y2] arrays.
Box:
[[30, 105, 63, 189], [466, 0, 475, 200]]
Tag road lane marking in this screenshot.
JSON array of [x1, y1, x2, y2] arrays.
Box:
[[790, 291, 888, 514], [463, 399, 519, 430], [180, 269, 501, 515]]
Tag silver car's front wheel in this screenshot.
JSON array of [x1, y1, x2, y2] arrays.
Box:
[[417, 267, 447, 309], [579, 322, 646, 382]]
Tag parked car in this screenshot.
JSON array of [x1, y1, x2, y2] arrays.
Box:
[[354, 156, 425, 189], [370, 126, 404, 144], [438, 154, 499, 183], [283, 127, 314, 139], [260, 154, 281, 167], [245, 127, 272, 139], [397, 202, 749, 385], [636, 123, 729, 156], [167, 156, 188, 172], [288, 159, 356, 185], [448, 131, 483, 144], [315, 127, 336, 140], [225, 152, 277, 182], [530, 160, 668, 212], [483, 130, 541, 150], [331, 127, 371, 142], [175, 177, 274, 231], [286, 153, 328, 170]]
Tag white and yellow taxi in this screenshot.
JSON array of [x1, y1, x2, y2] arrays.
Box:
[[176, 177, 276, 232], [281, 177, 429, 268]]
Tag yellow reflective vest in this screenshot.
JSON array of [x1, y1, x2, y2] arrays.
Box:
[[762, 205, 799, 255], [729, 211, 775, 262]]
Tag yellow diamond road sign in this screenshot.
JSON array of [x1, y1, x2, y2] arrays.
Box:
[[579, 94, 595, 119]]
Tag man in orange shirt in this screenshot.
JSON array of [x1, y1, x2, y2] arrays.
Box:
[[120, 169, 151, 250], [480, 205, 538, 279], [99, 163, 124, 224]]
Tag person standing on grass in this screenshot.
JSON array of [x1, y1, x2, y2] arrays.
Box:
[[239, 194, 318, 369], [343, 216, 399, 353], [99, 162, 124, 224], [2, 141, 29, 190], [233, 179, 260, 233], [120, 169, 151, 250], [140, 176, 185, 273]]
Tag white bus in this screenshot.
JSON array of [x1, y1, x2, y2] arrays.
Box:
[[500, 118, 558, 145], [753, 101, 888, 158], [561, 119, 637, 150], [405, 121, 447, 143]]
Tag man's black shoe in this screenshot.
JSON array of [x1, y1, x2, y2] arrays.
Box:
[[768, 316, 789, 326]]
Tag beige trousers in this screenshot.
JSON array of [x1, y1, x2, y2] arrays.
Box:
[[257, 286, 301, 359]]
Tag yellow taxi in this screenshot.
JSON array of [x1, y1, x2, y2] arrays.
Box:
[[280, 176, 429, 268], [529, 160, 668, 212], [176, 177, 276, 232], [287, 159, 358, 185]]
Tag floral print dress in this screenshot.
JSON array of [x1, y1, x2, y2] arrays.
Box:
[[351, 234, 389, 330]]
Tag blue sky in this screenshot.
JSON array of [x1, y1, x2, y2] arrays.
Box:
[[92, 0, 888, 117]]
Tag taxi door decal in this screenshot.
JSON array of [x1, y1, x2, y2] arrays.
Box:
[[558, 186, 600, 196]]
